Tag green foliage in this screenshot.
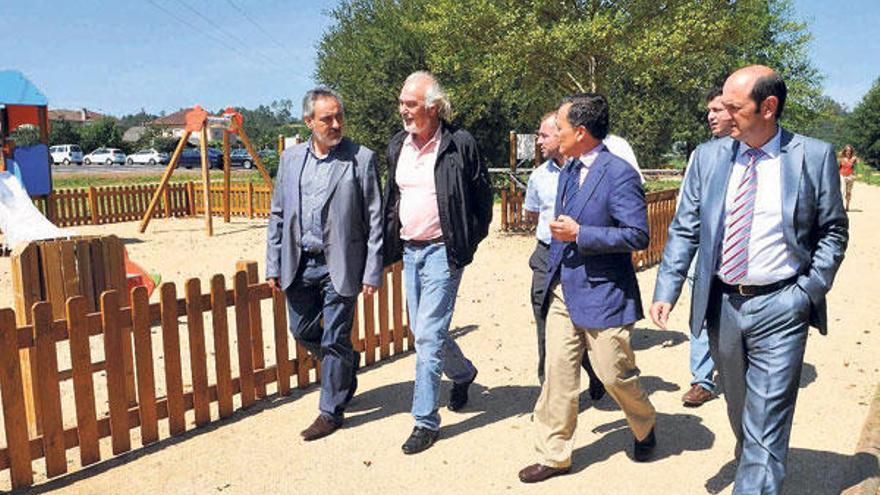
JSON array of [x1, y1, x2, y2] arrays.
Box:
[[316, 0, 430, 170], [315, 0, 824, 168], [117, 109, 158, 130], [848, 77, 880, 168], [9, 124, 41, 147], [235, 99, 301, 149], [78, 117, 124, 153], [802, 96, 850, 151], [49, 119, 80, 146], [131, 126, 178, 154]]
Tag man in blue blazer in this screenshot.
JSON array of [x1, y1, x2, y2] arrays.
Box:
[[266, 88, 383, 441], [519, 93, 657, 484], [651, 66, 848, 494]]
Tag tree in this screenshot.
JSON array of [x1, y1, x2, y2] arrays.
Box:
[[316, 0, 430, 168], [78, 117, 124, 153], [848, 77, 880, 168], [315, 0, 824, 167], [803, 96, 850, 151], [49, 119, 80, 146]]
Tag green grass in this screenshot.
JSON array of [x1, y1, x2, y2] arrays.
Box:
[[644, 179, 681, 192], [51, 170, 271, 189], [856, 169, 880, 187]]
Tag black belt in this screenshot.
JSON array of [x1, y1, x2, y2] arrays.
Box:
[[405, 237, 444, 248], [714, 275, 798, 297]]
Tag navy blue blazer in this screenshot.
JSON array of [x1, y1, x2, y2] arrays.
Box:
[[544, 149, 649, 329]]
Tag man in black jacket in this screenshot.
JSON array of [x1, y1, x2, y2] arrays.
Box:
[[384, 71, 493, 455]]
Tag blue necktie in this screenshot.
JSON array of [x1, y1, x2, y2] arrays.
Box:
[[562, 159, 583, 209]]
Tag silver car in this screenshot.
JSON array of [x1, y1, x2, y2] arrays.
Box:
[[84, 148, 126, 165], [126, 148, 169, 165]]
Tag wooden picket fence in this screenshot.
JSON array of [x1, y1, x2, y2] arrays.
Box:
[[25, 182, 273, 229], [500, 188, 679, 271], [192, 183, 273, 219], [0, 261, 408, 490]]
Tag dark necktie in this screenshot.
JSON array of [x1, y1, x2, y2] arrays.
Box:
[[562, 159, 584, 208]]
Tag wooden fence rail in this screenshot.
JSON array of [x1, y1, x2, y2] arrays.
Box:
[[501, 188, 679, 271], [0, 261, 408, 490]]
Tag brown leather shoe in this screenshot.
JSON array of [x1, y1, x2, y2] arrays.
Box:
[[518, 463, 571, 483], [682, 384, 715, 407], [300, 415, 341, 441]]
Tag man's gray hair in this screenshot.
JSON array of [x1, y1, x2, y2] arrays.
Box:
[[302, 87, 344, 119], [405, 71, 452, 121]]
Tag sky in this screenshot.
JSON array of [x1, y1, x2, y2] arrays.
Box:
[[1, 0, 878, 117]]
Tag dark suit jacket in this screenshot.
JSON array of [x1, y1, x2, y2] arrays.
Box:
[[265, 137, 383, 298], [653, 129, 848, 335], [544, 148, 649, 329]]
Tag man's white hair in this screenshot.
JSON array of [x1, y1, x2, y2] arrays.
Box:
[[404, 71, 452, 121]]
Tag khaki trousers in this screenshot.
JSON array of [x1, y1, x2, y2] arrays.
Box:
[[533, 284, 656, 467]]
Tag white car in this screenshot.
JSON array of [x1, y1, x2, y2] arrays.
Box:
[[84, 148, 126, 165], [49, 144, 83, 165], [126, 148, 169, 165]]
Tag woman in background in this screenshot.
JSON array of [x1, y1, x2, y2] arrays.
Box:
[[839, 144, 857, 211]]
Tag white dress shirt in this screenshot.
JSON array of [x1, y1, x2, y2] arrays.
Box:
[[717, 129, 799, 285], [577, 144, 604, 186], [603, 134, 644, 183], [523, 159, 563, 244]]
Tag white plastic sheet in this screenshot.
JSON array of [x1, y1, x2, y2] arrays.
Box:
[[0, 171, 75, 250]]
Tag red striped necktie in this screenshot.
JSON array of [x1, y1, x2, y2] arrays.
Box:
[[719, 148, 764, 284]]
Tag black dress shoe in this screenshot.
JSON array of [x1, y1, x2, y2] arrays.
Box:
[[518, 463, 571, 483], [633, 427, 656, 462], [448, 369, 478, 411], [401, 426, 439, 455], [588, 379, 606, 401], [300, 415, 341, 441]]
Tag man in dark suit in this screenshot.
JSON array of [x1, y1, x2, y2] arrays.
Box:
[[266, 87, 383, 441], [651, 65, 848, 494], [519, 93, 657, 484]]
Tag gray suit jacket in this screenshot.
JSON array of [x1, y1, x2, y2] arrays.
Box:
[[265, 137, 383, 298], [653, 129, 848, 335]]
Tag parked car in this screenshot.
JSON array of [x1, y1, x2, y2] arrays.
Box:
[[229, 148, 276, 169], [84, 148, 126, 165], [126, 148, 169, 165], [49, 144, 84, 165], [177, 147, 222, 169]]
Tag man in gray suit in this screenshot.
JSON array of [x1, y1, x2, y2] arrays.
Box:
[[651, 66, 848, 494], [266, 87, 383, 441]]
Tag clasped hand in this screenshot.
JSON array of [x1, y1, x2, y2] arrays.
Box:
[[549, 215, 579, 242]]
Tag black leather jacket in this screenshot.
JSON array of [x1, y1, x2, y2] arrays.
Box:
[[383, 122, 493, 268]]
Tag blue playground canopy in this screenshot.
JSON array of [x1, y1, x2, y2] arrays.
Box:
[[0, 70, 48, 106]]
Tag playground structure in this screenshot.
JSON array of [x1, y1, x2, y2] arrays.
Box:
[[138, 106, 274, 236], [0, 71, 54, 254]]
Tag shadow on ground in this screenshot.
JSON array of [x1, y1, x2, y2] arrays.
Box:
[[570, 412, 715, 474], [705, 449, 878, 494], [631, 327, 688, 351]]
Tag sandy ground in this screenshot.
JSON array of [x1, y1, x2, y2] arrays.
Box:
[[0, 184, 877, 495]]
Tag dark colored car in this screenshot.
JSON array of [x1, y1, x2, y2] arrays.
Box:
[[229, 148, 276, 169], [177, 147, 223, 169]]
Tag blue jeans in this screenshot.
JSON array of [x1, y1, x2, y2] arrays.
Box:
[[403, 243, 476, 431], [285, 254, 357, 423], [688, 265, 716, 393]]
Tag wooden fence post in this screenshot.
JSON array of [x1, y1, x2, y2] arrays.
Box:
[[88, 187, 99, 225], [186, 181, 196, 216], [237, 261, 266, 398], [247, 182, 254, 219]]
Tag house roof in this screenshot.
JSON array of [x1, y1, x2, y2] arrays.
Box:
[[149, 108, 190, 127], [0, 70, 48, 106], [48, 108, 107, 123]]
